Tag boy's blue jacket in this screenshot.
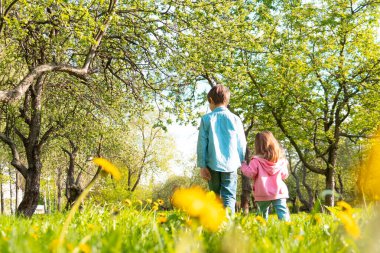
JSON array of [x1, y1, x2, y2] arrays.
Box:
[[197, 106, 246, 172]]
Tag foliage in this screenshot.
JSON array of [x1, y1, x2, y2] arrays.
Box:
[[0, 199, 377, 252]]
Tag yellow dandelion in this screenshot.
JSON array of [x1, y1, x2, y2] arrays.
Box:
[[337, 211, 361, 239], [30, 233, 38, 239], [172, 186, 226, 232], [49, 239, 59, 251], [146, 198, 152, 204], [294, 235, 304, 241], [124, 199, 132, 206], [186, 218, 193, 227], [112, 208, 120, 216], [157, 199, 164, 206], [66, 243, 74, 251], [92, 157, 121, 180], [79, 243, 91, 253], [337, 201, 353, 214], [358, 129, 380, 200], [312, 214, 322, 225], [172, 186, 208, 217], [152, 205, 159, 211], [157, 214, 168, 224], [255, 216, 267, 226], [199, 202, 226, 232], [87, 224, 96, 231]]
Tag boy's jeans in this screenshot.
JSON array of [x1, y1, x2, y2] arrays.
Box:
[[208, 169, 237, 214], [256, 199, 290, 221]]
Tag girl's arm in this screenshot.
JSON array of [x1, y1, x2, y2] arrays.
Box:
[[241, 159, 258, 179]]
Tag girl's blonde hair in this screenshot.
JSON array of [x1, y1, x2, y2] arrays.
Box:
[[255, 131, 283, 162]]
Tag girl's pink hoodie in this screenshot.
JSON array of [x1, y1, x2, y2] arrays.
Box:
[[241, 156, 289, 201]]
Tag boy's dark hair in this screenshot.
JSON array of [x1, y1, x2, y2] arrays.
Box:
[[207, 85, 230, 105]]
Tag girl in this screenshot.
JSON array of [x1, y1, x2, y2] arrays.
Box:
[[241, 131, 290, 221]]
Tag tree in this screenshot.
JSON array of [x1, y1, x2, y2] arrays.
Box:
[[237, 1, 380, 206], [0, 0, 197, 216]]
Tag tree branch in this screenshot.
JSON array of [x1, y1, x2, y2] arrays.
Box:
[[247, 70, 326, 175], [0, 133, 27, 177]]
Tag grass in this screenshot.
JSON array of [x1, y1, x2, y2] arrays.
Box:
[[0, 201, 373, 253]]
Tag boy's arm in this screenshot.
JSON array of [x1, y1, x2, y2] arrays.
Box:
[[236, 118, 247, 163], [197, 117, 208, 169]]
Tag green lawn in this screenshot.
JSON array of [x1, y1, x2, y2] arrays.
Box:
[[0, 201, 374, 253]]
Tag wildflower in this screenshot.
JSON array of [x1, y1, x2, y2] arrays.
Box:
[[255, 216, 267, 226], [92, 157, 121, 180], [157, 199, 164, 206], [337, 201, 353, 214], [172, 187, 208, 217], [124, 199, 132, 206], [112, 208, 120, 216], [79, 243, 91, 253], [358, 129, 380, 200], [186, 218, 193, 227], [294, 235, 304, 241], [66, 243, 74, 251], [49, 239, 59, 251], [337, 211, 360, 239], [146, 198, 152, 204], [172, 186, 227, 232], [30, 233, 38, 239], [87, 224, 96, 231], [157, 213, 168, 224], [152, 204, 159, 211], [312, 214, 322, 225]]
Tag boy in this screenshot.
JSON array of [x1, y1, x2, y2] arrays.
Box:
[[197, 85, 246, 214]]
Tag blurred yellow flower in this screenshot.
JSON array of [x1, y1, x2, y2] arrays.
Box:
[[152, 205, 159, 211], [337, 211, 360, 239], [66, 243, 74, 251], [358, 129, 380, 200], [312, 214, 322, 225], [337, 201, 353, 214], [136, 200, 143, 206], [172, 186, 226, 232], [124, 199, 132, 206], [87, 224, 96, 231], [255, 216, 267, 226], [157, 199, 164, 206], [30, 233, 38, 239], [79, 243, 91, 253], [146, 198, 152, 204], [92, 157, 121, 180], [157, 213, 168, 224], [294, 235, 304, 241]]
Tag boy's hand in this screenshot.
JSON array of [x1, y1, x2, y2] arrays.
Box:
[[200, 168, 211, 181]]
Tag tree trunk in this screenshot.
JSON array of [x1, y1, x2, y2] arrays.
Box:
[[56, 167, 62, 212], [16, 79, 44, 217], [17, 169, 41, 217], [63, 142, 82, 209], [15, 172, 19, 209], [46, 177, 51, 213], [0, 165, 3, 214], [325, 146, 338, 207], [241, 147, 252, 214], [8, 166, 13, 214]]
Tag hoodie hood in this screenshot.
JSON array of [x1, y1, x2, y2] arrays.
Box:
[[254, 156, 287, 175]]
